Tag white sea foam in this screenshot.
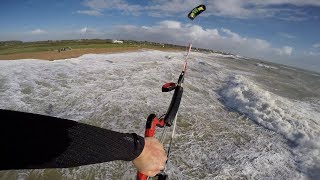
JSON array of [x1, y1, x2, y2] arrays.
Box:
[[220, 75, 320, 179], [0, 51, 319, 179], [256, 63, 278, 70], [209, 53, 242, 59]]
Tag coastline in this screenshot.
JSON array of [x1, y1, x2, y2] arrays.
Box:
[[0, 47, 181, 61]]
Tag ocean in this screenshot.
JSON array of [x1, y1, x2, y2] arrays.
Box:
[[0, 50, 319, 180]]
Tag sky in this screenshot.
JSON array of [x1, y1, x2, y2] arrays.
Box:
[[1, 0, 320, 72]]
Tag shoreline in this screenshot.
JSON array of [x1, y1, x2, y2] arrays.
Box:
[[0, 47, 181, 61]]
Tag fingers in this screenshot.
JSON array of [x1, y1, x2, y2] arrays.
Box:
[[133, 137, 168, 176], [147, 153, 166, 170], [159, 154, 167, 168], [158, 164, 165, 171], [142, 165, 165, 177], [143, 170, 160, 177]]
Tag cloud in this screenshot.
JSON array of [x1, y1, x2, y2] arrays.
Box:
[[312, 43, 320, 48], [110, 20, 293, 59], [306, 51, 320, 56], [77, 10, 103, 16], [30, 29, 46, 35], [276, 46, 293, 56], [79, 27, 98, 34], [278, 32, 296, 39], [3, 20, 294, 61], [158, 20, 182, 29], [252, 0, 320, 7], [0, 27, 105, 42], [82, 0, 143, 15], [150, 0, 315, 20], [79, 0, 320, 21], [216, 0, 320, 19], [309, 43, 320, 57]]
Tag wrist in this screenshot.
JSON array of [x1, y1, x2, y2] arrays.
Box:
[[131, 133, 145, 160]]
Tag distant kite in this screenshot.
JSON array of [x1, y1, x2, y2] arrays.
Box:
[[188, 5, 206, 20]]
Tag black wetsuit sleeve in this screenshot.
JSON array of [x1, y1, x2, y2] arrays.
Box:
[[0, 109, 145, 170]]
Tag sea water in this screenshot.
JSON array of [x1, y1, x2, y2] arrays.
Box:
[[0, 50, 319, 180]]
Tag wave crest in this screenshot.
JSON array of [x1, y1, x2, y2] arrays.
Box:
[[220, 75, 320, 179]]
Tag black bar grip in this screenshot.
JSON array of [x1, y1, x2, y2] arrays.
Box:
[[164, 85, 183, 126]]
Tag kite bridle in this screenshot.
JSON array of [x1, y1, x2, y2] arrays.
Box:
[[137, 44, 192, 180]]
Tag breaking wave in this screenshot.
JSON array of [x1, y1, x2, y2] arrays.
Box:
[[220, 75, 320, 179]]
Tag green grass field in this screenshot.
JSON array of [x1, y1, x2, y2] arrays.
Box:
[[0, 40, 142, 55], [0, 39, 192, 56]]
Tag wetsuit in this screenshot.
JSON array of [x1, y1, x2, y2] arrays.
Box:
[[0, 109, 145, 170]]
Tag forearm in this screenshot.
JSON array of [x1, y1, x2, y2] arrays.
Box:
[[0, 109, 145, 170], [53, 122, 145, 167]]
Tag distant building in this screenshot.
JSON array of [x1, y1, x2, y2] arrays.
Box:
[[106, 39, 123, 44]]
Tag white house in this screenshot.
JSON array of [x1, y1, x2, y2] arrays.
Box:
[[106, 39, 123, 44]]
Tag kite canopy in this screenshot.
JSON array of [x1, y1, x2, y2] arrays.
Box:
[[188, 5, 206, 20]]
